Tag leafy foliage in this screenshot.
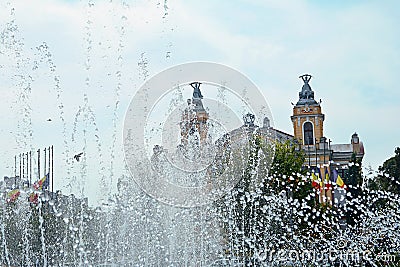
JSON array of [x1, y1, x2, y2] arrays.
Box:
[[371, 147, 400, 194], [220, 136, 328, 262]]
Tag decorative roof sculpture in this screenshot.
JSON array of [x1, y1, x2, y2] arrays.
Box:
[[191, 82, 204, 99], [296, 74, 318, 106], [190, 82, 207, 112]]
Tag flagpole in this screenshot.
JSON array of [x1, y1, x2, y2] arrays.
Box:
[[48, 146, 50, 175], [26, 152, 28, 185], [22, 153, 25, 185], [51, 145, 54, 193], [19, 153, 22, 188], [14, 155, 16, 181], [328, 139, 333, 205], [30, 151, 32, 187], [324, 139, 326, 165], [315, 138, 318, 168], [37, 149, 40, 180], [44, 147, 47, 178], [47, 146, 51, 192]]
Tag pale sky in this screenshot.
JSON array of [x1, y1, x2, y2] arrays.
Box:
[[0, 0, 399, 205]]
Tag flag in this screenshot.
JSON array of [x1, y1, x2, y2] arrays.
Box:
[[6, 189, 20, 203], [317, 167, 323, 190], [336, 175, 346, 189], [30, 173, 49, 205], [34, 173, 49, 191], [331, 168, 339, 182], [317, 167, 322, 178], [43, 173, 50, 189], [325, 167, 332, 190], [324, 167, 330, 181], [332, 169, 346, 189], [311, 171, 321, 190], [29, 193, 38, 204]]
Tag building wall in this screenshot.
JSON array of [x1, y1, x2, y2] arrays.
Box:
[[291, 104, 324, 144]]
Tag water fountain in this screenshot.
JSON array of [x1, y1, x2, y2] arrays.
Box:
[[0, 1, 399, 266]]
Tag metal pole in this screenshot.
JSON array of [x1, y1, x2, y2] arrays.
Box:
[[22, 153, 25, 182], [323, 139, 326, 165], [26, 152, 28, 184], [315, 138, 318, 168], [329, 139, 333, 207], [37, 149, 40, 180], [47, 146, 51, 192], [14, 155, 16, 180], [48, 146, 51, 176], [44, 147, 47, 177], [308, 144, 310, 167], [19, 153, 21, 187], [331, 167, 334, 207], [30, 151, 32, 187], [51, 145, 54, 193]]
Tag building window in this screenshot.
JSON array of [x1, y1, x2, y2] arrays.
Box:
[[303, 122, 314, 145]]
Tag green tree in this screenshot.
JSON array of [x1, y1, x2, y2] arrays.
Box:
[[375, 147, 400, 194], [367, 147, 400, 214], [219, 137, 319, 261], [268, 140, 334, 239], [268, 140, 307, 196]]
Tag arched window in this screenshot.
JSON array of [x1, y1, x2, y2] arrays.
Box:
[[303, 122, 314, 145]]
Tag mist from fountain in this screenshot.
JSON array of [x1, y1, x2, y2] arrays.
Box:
[[0, 1, 399, 267]]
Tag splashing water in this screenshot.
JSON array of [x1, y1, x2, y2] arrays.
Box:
[[0, 1, 399, 267]]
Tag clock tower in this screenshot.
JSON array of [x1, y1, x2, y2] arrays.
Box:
[[291, 74, 325, 147]]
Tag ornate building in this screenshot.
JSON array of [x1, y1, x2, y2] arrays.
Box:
[[290, 74, 365, 178], [291, 74, 325, 147], [177, 76, 365, 180], [161, 75, 365, 197]]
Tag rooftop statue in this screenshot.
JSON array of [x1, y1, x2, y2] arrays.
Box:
[[243, 113, 256, 128], [190, 82, 203, 99], [296, 74, 318, 105]]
